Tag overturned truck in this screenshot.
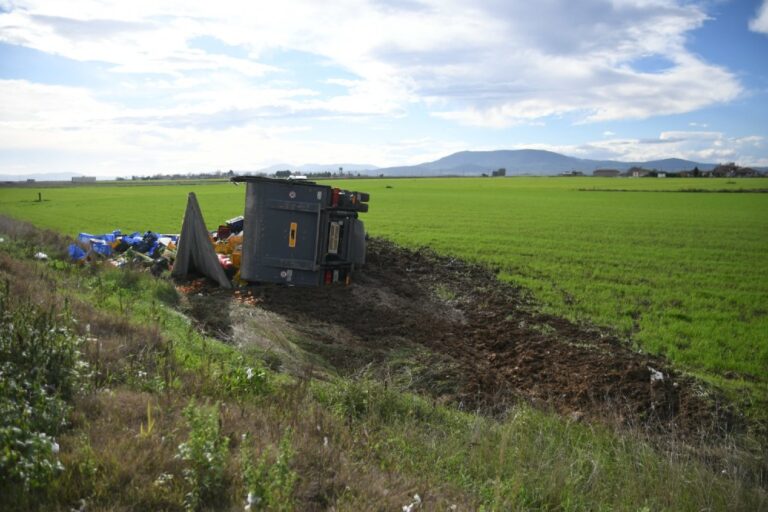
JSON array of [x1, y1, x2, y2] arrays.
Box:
[[173, 176, 370, 287], [234, 176, 369, 286]]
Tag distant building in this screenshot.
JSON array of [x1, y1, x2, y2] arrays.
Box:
[[560, 170, 584, 176], [72, 176, 97, 183], [26, 178, 36, 183], [711, 163, 759, 178], [593, 169, 620, 177], [657, 172, 666, 178]]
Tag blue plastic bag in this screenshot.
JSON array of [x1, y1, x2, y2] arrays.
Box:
[[91, 241, 112, 256], [78, 231, 117, 243], [78, 232, 95, 244], [68, 244, 87, 261]]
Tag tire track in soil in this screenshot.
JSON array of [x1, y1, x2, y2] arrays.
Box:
[[187, 238, 740, 437]]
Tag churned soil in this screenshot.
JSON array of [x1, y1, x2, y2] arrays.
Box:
[[182, 238, 740, 437]]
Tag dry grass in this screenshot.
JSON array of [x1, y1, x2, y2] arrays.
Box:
[[0, 218, 472, 510], [0, 214, 70, 258]]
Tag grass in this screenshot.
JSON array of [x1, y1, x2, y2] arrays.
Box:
[[1, 214, 767, 510], [1, 176, 767, 413], [334, 177, 768, 411]]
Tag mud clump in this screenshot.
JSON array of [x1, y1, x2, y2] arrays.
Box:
[[185, 238, 740, 437]]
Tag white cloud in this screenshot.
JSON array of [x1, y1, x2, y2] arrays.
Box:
[[0, 79, 464, 174], [0, 1, 759, 174], [0, 1, 744, 127], [749, 0, 768, 34], [516, 131, 766, 166]]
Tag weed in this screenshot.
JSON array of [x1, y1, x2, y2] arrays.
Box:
[[217, 358, 270, 413], [140, 401, 156, 438], [176, 401, 230, 511], [154, 279, 180, 306], [240, 430, 297, 511], [0, 282, 87, 505], [433, 283, 457, 302]]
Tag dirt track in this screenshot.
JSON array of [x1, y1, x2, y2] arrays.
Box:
[[184, 238, 740, 437]]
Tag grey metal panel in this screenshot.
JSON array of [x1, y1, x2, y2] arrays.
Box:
[[240, 179, 326, 283], [349, 219, 366, 265], [261, 257, 318, 271], [267, 199, 321, 213], [234, 176, 367, 286]]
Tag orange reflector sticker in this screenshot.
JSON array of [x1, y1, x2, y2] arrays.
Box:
[[289, 222, 297, 248]]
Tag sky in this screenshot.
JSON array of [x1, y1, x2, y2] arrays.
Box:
[[1, 0, 767, 177]]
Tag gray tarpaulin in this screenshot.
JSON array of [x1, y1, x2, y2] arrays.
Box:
[[171, 192, 231, 288]]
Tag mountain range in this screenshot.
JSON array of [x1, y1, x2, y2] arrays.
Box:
[[2, 150, 761, 182], [372, 150, 727, 176]]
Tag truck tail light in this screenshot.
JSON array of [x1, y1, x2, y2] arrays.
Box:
[[324, 270, 332, 285], [331, 188, 340, 207]]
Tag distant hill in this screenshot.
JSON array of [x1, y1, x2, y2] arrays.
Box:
[[374, 150, 721, 176], [4, 151, 763, 181]]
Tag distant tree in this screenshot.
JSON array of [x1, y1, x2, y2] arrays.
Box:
[[492, 168, 507, 177], [275, 170, 292, 178], [693, 166, 701, 177], [481, 173, 489, 177]]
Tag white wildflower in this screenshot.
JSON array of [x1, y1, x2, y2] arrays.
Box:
[[245, 491, 260, 510], [403, 493, 422, 511], [246, 367, 254, 380], [51, 440, 60, 454], [154, 472, 174, 487]]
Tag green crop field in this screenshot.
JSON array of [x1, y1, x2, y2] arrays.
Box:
[[1, 176, 767, 408]]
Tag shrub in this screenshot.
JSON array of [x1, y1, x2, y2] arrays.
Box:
[[176, 401, 230, 511], [0, 282, 87, 504], [219, 358, 270, 405], [153, 279, 180, 306], [240, 430, 297, 511], [314, 377, 446, 425]]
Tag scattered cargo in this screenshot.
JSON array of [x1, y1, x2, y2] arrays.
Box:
[[69, 229, 180, 274]]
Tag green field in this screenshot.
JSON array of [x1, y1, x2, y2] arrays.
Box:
[[1, 177, 767, 405]]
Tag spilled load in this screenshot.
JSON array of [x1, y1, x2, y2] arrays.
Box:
[[68, 230, 179, 274], [68, 176, 370, 287]]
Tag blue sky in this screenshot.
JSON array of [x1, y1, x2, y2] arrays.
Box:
[[1, 0, 767, 177]]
